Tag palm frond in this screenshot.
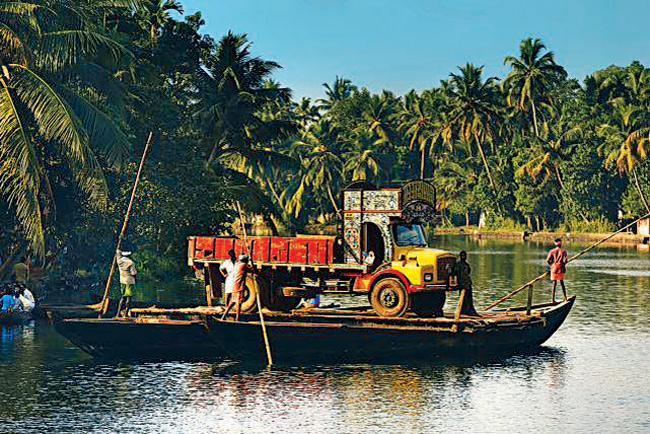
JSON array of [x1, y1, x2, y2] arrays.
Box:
[[40, 29, 133, 70], [10, 64, 108, 204], [0, 77, 44, 256]]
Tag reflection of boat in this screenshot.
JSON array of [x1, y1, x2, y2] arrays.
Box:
[[0, 310, 32, 325], [54, 297, 574, 363]]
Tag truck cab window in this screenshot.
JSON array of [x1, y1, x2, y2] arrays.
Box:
[[393, 224, 427, 247]]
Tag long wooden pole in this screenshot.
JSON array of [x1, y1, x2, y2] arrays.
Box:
[[483, 211, 650, 311], [235, 201, 273, 366], [98, 132, 154, 317]]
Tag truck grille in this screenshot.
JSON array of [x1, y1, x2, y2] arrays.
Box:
[[436, 257, 456, 282]]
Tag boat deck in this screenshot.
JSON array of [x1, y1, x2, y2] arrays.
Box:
[[126, 302, 559, 329]]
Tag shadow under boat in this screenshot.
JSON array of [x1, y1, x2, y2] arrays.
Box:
[[53, 296, 575, 365]]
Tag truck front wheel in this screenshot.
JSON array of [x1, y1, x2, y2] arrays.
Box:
[[370, 278, 410, 317]]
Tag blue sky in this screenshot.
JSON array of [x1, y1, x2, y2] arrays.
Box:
[[180, 0, 650, 99]]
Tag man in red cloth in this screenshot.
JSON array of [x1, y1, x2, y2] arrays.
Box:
[[221, 254, 253, 321], [546, 238, 568, 302]]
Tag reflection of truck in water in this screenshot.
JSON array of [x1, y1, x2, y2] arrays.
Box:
[[188, 180, 457, 317]]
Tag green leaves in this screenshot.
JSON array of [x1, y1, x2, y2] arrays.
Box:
[[0, 75, 44, 256]]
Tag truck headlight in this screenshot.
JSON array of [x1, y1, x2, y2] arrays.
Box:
[[424, 273, 433, 282]]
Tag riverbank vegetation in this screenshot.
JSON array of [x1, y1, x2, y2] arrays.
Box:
[[1, 0, 649, 284]]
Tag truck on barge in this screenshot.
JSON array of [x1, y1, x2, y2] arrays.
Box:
[[189, 180, 457, 317]]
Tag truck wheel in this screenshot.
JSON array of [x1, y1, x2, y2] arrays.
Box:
[[370, 278, 410, 317], [262, 287, 301, 312], [411, 292, 446, 318], [239, 275, 262, 313]]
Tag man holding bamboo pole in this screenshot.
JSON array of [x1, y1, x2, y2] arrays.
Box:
[[547, 238, 568, 303], [221, 254, 253, 321]]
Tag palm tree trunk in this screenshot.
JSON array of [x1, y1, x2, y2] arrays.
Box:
[[632, 168, 650, 213], [266, 180, 284, 208], [555, 164, 589, 223], [476, 141, 498, 194], [420, 146, 426, 180], [326, 184, 340, 215], [531, 100, 539, 137], [554, 164, 567, 191]]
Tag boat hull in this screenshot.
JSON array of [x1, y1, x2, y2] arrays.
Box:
[[54, 318, 222, 361], [0, 311, 32, 325], [55, 297, 575, 363], [208, 297, 575, 363]]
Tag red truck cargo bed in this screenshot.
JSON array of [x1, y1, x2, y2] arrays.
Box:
[[189, 235, 355, 268]]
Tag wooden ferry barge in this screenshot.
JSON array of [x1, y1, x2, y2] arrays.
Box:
[[54, 181, 576, 363], [55, 297, 575, 363]]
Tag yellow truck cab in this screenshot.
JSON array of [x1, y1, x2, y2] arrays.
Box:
[[342, 181, 457, 317]]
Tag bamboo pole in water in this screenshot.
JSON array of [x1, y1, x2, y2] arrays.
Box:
[[98, 132, 154, 317], [235, 201, 274, 366], [483, 211, 650, 311]]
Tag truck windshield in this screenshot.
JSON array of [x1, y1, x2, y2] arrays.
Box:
[[393, 224, 427, 247]]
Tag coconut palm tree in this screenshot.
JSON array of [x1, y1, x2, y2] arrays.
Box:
[[503, 38, 566, 137], [291, 119, 343, 216], [196, 31, 295, 165], [0, 0, 133, 257], [318, 76, 355, 111], [343, 128, 388, 183], [136, 0, 183, 48], [516, 108, 591, 222], [516, 112, 581, 193], [444, 63, 501, 196], [599, 107, 650, 213], [362, 90, 398, 143], [398, 90, 445, 179]]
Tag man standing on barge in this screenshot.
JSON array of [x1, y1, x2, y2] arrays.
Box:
[[450, 251, 479, 317], [219, 249, 237, 306], [546, 238, 568, 302], [116, 249, 137, 317], [221, 254, 253, 321]]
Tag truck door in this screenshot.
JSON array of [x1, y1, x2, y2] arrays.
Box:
[[362, 222, 385, 269]]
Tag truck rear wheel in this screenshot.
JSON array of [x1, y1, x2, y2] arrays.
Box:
[[370, 277, 410, 317], [238, 275, 262, 313]]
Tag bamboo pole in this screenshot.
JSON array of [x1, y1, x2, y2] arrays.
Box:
[[483, 211, 650, 311], [98, 132, 154, 317], [235, 201, 273, 366]]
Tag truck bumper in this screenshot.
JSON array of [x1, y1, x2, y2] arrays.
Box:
[[408, 284, 449, 293]]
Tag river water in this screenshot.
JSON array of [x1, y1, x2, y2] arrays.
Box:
[[1, 236, 649, 433]]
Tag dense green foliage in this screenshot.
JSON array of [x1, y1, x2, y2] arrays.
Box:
[[1, 1, 649, 283]]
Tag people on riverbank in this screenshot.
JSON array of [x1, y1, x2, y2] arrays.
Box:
[[0, 287, 19, 313], [17, 286, 35, 312], [219, 249, 237, 306], [547, 238, 568, 302], [450, 251, 480, 317], [116, 249, 137, 318], [12, 256, 30, 284]]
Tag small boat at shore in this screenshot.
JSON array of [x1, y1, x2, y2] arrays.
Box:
[[54, 297, 575, 364], [0, 310, 32, 325]]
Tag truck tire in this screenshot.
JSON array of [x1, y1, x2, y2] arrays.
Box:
[[370, 277, 410, 317], [263, 287, 301, 312], [238, 275, 262, 313], [410, 292, 446, 318]]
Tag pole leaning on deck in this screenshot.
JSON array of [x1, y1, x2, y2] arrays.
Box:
[[483, 211, 650, 311], [236, 201, 273, 366], [99, 132, 155, 317]]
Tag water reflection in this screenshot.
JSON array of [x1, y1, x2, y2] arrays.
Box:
[[1, 236, 649, 433]]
